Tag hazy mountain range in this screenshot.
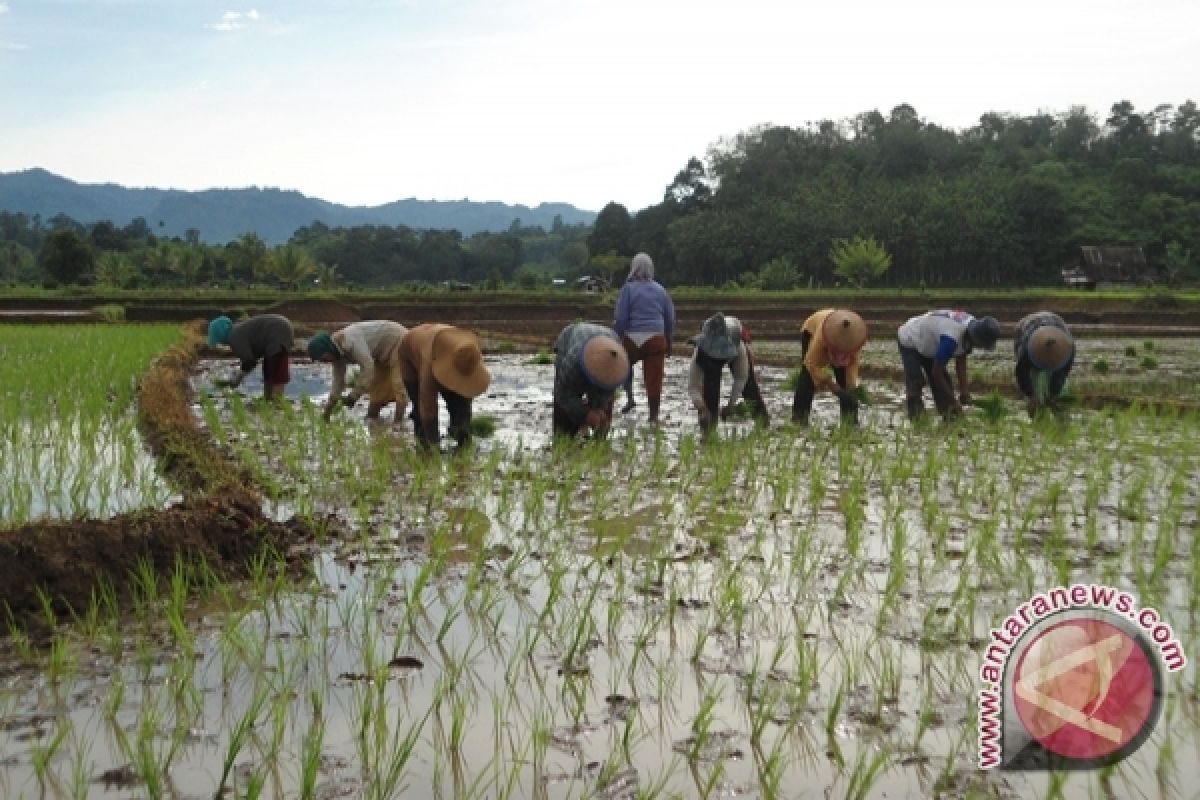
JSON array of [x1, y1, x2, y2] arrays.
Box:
[[0, 168, 597, 245]]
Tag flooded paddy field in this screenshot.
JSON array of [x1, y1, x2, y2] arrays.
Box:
[[1, 349, 1198, 799], [0, 325, 182, 527], [753, 336, 1200, 405]]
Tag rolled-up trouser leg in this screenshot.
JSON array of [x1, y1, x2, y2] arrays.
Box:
[[639, 335, 668, 421]]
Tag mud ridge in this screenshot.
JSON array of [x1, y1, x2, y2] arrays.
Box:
[[0, 320, 316, 635]]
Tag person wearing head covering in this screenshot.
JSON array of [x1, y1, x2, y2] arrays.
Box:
[[896, 310, 1000, 419], [1013, 311, 1075, 413], [396, 324, 491, 448], [686, 312, 753, 433], [207, 313, 295, 400], [718, 316, 770, 424], [552, 322, 630, 438], [613, 252, 675, 424], [307, 320, 410, 422], [792, 309, 869, 426]]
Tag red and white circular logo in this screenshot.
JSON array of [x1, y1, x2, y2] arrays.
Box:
[[1012, 615, 1159, 763]]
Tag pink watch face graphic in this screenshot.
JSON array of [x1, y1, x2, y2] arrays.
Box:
[[1011, 616, 1159, 764]]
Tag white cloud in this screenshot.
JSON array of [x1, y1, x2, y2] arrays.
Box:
[[0, 41, 28, 51], [208, 9, 261, 32], [0, 2, 9, 14]]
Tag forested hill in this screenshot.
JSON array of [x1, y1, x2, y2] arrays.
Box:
[[598, 101, 1200, 287], [0, 169, 595, 244]]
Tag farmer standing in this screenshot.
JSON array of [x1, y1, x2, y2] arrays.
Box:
[[207, 313, 295, 400], [396, 324, 491, 448], [896, 310, 1000, 419], [552, 322, 630, 438], [792, 309, 869, 426], [1013, 311, 1075, 413], [613, 252, 675, 424], [687, 312, 757, 433], [306, 320, 410, 422]]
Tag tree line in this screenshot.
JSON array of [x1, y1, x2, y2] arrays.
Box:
[[3, 100, 1198, 290], [0, 211, 592, 290], [588, 100, 1200, 287]]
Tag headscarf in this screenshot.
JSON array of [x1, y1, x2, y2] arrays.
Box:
[[306, 331, 342, 361], [207, 316, 233, 347], [628, 252, 654, 282]]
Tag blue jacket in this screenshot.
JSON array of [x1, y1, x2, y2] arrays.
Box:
[[613, 280, 675, 341]]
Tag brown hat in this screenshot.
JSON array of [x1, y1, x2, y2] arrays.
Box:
[[580, 334, 630, 390], [822, 309, 868, 354], [431, 327, 491, 398], [1027, 326, 1073, 371]]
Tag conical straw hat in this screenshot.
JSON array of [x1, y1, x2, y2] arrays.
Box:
[[580, 335, 630, 390], [821, 309, 868, 353], [431, 327, 491, 398], [1027, 326, 1073, 371]]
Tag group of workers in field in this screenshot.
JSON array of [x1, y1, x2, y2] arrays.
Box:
[[206, 252, 1077, 447]]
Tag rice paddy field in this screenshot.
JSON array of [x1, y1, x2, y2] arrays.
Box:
[[0, 326, 1198, 800]]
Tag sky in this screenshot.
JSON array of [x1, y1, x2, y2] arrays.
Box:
[[1, 0, 1197, 214]]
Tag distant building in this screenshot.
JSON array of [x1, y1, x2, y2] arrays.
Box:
[[576, 275, 609, 293], [1062, 246, 1156, 289], [551, 278, 567, 288]]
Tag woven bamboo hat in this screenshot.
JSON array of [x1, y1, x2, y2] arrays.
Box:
[[431, 327, 491, 398], [580, 334, 630, 390], [822, 309, 868, 354], [1027, 326, 1073, 371]]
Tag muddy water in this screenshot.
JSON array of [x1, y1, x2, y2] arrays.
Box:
[[1, 354, 1197, 799]]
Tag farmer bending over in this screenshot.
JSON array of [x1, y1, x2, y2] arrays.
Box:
[[792, 309, 868, 426], [397, 324, 491, 448], [552, 322, 630, 438], [1013, 311, 1075, 414], [896, 310, 999, 419], [307, 320, 410, 422], [687, 312, 758, 433], [207, 313, 295, 400]]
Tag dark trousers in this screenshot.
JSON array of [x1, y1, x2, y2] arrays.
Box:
[[792, 331, 856, 423], [741, 348, 770, 423], [898, 341, 954, 416], [405, 380, 473, 446], [1015, 356, 1072, 401], [695, 350, 728, 432]]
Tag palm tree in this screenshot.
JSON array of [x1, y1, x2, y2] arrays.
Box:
[[95, 251, 138, 288], [314, 262, 341, 290], [270, 244, 317, 290]]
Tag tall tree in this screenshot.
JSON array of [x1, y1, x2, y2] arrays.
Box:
[[587, 202, 633, 257], [38, 229, 94, 285]]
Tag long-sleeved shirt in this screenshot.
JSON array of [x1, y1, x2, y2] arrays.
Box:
[[897, 310, 973, 364], [553, 323, 621, 426], [326, 320, 408, 412], [612, 280, 675, 342], [801, 309, 861, 390], [687, 316, 748, 412], [397, 323, 451, 426], [228, 314, 294, 373]]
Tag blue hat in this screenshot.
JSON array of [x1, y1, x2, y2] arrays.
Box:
[[207, 316, 233, 347]]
